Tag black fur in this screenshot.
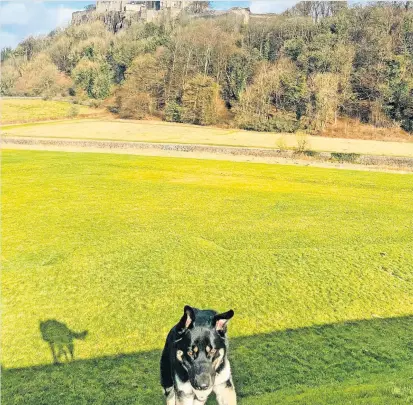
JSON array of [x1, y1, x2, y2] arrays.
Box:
[[160, 305, 235, 403]]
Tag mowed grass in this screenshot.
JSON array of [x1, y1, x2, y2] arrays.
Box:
[[2, 150, 413, 404], [1, 98, 106, 124]]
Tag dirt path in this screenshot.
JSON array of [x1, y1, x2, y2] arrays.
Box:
[[3, 119, 413, 158], [3, 136, 413, 174]]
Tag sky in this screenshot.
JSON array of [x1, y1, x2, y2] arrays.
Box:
[[0, 1, 92, 49], [0, 1, 360, 50]]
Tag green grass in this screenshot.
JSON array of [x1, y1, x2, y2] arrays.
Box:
[[4, 318, 413, 404], [1, 99, 105, 123], [2, 150, 413, 404]]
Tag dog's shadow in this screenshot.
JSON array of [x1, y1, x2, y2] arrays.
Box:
[[39, 319, 88, 364]]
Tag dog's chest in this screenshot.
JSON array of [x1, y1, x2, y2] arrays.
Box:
[[214, 360, 232, 386], [175, 376, 193, 395]]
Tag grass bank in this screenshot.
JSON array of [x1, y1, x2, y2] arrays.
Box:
[[1, 98, 106, 124]]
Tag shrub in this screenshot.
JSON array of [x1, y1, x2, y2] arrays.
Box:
[[116, 89, 153, 119], [72, 58, 112, 99], [236, 111, 299, 133], [283, 38, 306, 61], [48, 36, 74, 73], [73, 88, 89, 104], [181, 75, 224, 126], [0, 63, 20, 95], [12, 53, 72, 97], [234, 59, 308, 132], [294, 132, 310, 153], [308, 73, 340, 132], [122, 54, 165, 110], [164, 101, 183, 122], [276, 135, 288, 151], [89, 99, 102, 108], [68, 104, 80, 117]]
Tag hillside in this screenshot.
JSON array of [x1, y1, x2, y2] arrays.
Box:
[[1, 1, 412, 138]]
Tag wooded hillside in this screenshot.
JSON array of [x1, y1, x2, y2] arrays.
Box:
[[1, 1, 412, 134]]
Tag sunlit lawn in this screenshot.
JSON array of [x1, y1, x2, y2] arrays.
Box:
[[1, 99, 105, 123], [2, 150, 413, 404]]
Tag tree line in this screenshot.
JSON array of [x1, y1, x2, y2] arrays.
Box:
[[1, 1, 412, 133]]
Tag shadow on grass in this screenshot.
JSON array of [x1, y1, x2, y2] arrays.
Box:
[[3, 316, 413, 405], [39, 319, 88, 364]]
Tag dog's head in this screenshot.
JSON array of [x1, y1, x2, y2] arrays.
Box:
[[174, 305, 234, 397]]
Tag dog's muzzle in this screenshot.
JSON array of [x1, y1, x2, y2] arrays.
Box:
[[192, 373, 212, 401]]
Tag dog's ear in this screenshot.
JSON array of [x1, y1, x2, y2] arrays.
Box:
[[177, 305, 195, 332], [213, 309, 234, 333]]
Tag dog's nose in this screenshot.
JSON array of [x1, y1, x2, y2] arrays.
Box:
[[194, 374, 210, 390]]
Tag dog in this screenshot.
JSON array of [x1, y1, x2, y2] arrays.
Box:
[[160, 305, 236, 405], [40, 319, 88, 364]]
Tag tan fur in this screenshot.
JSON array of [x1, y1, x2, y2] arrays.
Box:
[[176, 350, 183, 362], [214, 380, 237, 405]]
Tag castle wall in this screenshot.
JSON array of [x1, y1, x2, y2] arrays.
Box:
[[125, 3, 144, 12], [96, 1, 125, 13], [190, 8, 250, 24], [160, 0, 183, 8], [73, 2, 251, 31]]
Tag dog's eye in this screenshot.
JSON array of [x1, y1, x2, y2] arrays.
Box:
[[187, 350, 193, 357]]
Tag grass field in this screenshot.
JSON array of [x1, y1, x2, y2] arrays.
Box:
[[2, 150, 413, 404], [1, 99, 106, 124]]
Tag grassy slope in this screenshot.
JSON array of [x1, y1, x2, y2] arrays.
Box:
[[1, 99, 105, 123], [2, 150, 413, 404]]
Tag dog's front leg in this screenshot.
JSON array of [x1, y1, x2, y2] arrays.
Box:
[[164, 387, 176, 405], [214, 380, 237, 405], [175, 391, 194, 405]]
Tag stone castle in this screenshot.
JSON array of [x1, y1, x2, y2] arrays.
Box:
[[96, 0, 188, 20], [72, 0, 250, 31]]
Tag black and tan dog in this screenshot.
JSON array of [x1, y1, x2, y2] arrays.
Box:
[[160, 305, 236, 405]]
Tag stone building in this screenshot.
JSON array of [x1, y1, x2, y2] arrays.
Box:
[[95, 0, 187, 14], [72, 1, 250, 31], [72, 0, 184, 30]]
